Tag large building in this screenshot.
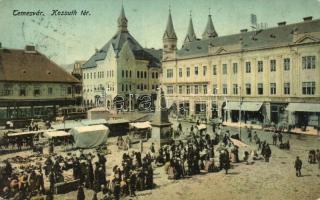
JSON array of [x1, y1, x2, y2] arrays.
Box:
[[161, 12, 320, 129], [82, 6, 161, 110], [0, 44, 81, 124]]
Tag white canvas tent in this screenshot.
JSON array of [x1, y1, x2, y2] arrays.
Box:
[[130, 121, 151, 129], [69, 125, 109, 148], [43, 131, 70, 139]]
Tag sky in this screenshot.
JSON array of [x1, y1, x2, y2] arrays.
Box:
[[0, 0, 320, 65]]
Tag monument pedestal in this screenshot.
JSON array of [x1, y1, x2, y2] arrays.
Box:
[[151, 122, 172, 146]]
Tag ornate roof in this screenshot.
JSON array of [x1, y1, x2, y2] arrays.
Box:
[[163, 10, 177, 40], [83, 6, 161, 69], [202, 14, 218, 39], [184, 16, 197, 43], [176, 19, 320, 59]]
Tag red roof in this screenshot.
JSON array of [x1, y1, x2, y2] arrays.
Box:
[[0, 48, 79, 83]]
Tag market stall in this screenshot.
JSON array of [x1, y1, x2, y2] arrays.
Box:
[[69, 125, 109, 148]]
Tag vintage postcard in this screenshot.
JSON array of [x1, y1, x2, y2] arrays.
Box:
[[0, 0, 319, 199]]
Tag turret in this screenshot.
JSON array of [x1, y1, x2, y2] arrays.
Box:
[[184, 14, 197, 43], [163, 9, 177, 60], [202, 14, 218, 39], [118, 5, 128, 32]]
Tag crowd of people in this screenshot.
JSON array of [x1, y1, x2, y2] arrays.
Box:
[[1, 119, 320, 199]]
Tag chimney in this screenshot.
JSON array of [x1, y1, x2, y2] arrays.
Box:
[[278, 21, 286, 26], [303, 16, 313, 22], [25, 45, 36, 52], [240, 29, 248, 33]]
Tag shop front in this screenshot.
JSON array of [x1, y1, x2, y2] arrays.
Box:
[[224, 101, 264, 125], [286, 103, 320, 129]]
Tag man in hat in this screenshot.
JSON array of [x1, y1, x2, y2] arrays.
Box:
[[294, 156, 302, 177]]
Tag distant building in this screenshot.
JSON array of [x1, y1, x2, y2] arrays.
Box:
[[81, 6, 161, 110], [0, 44, 81, 124], [72, 60, 85, 81], [161, 12, 320, 129]]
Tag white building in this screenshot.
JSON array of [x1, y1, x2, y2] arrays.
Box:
[[82, 6, 161, 111]]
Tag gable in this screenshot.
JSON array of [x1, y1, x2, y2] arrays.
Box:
[[294, 34, 320, 44]]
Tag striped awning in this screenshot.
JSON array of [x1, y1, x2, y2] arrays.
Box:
[[225, 102, 263, 112], [286, 103, 320, 113]]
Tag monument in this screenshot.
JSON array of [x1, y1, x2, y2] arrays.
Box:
[[151, 87, 172, 146]]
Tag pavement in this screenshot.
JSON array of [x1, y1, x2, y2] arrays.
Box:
[[1, 119, 320, 200]]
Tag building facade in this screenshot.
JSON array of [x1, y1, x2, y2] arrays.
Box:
[[0, 45, 81, 124], [82, 6, 161, 111], [161, 13, 320, 128]]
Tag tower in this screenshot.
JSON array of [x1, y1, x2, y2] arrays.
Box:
[[202, 14, 218, 39], [118, 5, 128, 32], [184, 13, 197, 43], [162, 9, 177, 60]]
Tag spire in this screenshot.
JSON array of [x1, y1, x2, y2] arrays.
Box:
[[118, 5, 128, 32], [184, 12, 197, 43], [163, 9, 177, 40], [202, 14, 218, 39]]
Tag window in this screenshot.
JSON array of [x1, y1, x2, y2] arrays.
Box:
[[90, 73, 92, 79], [167, 86, 174, 94], [19, 87, 27, 96], [194, 85, 199, 94], [284, 82, 290, 95], [233, 84, 238, 95], [34, 87, 41, 96], [212, 65, 217, 75], [223, 84, 228, 94], [270, 60, 276, 72], [144, 84, 147, 89], [222, 64, 227, 75], [245, 62, 251, 73], [270, 83, 276, 95], [155, 72, 158, 79], [258, 61, 263, 72], [284, 58, 290, 71], [167, 69, 173, 78], [126, 70, 128, 78], [203, 66, 207, 76], [302, 56, 316, 69], [67, 87, 72, 95], [122, 84, 124, 91], [246, 83, 251, 95], [213, 84, 217, 94], [257, 83, 263, 95], [137, 71, 140, 78], [302, 82, 315, 95], [152, 72, 155, 79], [186, 67, 190, 77], [94, 72, 96, 79], [203, 85, 208, 94], [144, 71, 147, 78], [194, 66, 198, 76], [233, 63, 238, 74], [186, 86, 191, 94], [48, 87, 53, 96], [126, 85, 128, 91], [129, 71, 131, 78], [122, 70, 124, 78], [178, 68, 182, 77], [178, 86, 183, 94]]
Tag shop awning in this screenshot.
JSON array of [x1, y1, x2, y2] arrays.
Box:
[[225, 102, 263, 112], [286, 103, 320, 113]]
